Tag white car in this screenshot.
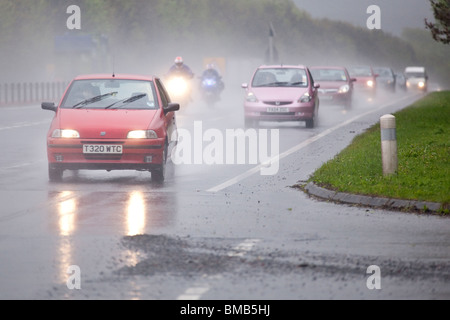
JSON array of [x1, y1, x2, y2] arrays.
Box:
[[404, 66, 428, 92]]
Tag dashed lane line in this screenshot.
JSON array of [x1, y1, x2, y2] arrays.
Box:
[[206, 93, 420, 193]]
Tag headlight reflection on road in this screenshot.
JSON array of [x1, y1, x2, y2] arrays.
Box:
[[126, 191, 146, 236], [55, 191, 77, 287], [58, 191, 77, 236]]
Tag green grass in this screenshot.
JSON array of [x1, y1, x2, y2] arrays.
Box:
[[310, 91, 450, 209]]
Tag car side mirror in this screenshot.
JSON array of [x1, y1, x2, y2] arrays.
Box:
[[351, 78, 357, 82], [41, 102, 57, 112], [241, 83, 248, 89], [164, 102, 180, 114], [313, 84, 320, 89]]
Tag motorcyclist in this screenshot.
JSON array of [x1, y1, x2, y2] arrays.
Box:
[[167, 56, 194, 79], [200, 64, 224, 93], [165, 56, 194, 105]]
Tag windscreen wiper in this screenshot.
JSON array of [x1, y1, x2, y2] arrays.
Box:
[[265, 82, 288, 87], [72, 91, 118, 109], [104, 93, 147, 109]]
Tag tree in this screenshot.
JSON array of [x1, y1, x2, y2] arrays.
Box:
[[425, 0, 450, 44]]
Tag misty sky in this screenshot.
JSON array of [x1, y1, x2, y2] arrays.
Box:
[[293, 0, 434, 36]]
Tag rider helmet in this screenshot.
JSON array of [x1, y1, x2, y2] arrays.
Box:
[[175, 56, 183, 68]]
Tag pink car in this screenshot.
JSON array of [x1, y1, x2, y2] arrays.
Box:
[[310, 66, 356, 109], [242, 65, 320, 128]]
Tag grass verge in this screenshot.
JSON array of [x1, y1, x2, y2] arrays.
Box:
[[310, 91, 450, 213]]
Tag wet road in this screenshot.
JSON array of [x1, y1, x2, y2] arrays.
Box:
[[0, 85, 449, 300]]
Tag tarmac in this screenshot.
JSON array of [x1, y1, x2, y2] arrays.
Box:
[[303, 182, 446, 214]]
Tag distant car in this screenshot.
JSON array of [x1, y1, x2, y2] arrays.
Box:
[[348, 66, 378, 99], [41, 73, 180, 182], [395, 72, 407, 91], [404, 66, 428, 92], [310, 66, 356, 109], [373, 67, 396, 93], [242, 65, 320, 128]]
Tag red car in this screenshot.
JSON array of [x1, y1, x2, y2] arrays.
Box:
[[242, 65, 320, 128], [41, 74, 179, 182], [348, 66, 378, 99], [310, 66, 356, 109]]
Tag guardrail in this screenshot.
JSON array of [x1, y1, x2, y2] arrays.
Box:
[[0, 81, 69, 105]]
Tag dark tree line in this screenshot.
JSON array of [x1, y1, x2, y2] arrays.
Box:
[[1, 0, 450, 85]]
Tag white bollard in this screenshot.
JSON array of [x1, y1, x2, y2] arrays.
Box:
[[380, 114, 397, 176]]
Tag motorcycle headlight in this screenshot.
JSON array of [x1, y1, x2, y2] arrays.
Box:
[[203, 78, 216, 86], [127, 130, 158, 139], [299, 92, 312, 103], [167, 77, 188, 95], [52, 129, 80, 138]]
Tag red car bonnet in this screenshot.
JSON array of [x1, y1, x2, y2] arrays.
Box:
[[57, 108, 159, 139]]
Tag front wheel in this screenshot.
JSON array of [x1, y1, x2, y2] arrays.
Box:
[[344, 98, 352, 110], [305, 117, 315, 128], [49, 165, 63, 182], [152, 145, 167, 182], [244, 118, 257, 128]]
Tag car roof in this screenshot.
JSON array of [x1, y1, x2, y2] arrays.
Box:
[[405, 66, 426, 72], [257, 65, 307, 69], [309, 66, 347, 70], [349, 65, 373, 69], [73, 74, 155, 81]]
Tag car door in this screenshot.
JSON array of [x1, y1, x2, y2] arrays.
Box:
[[155, 78, 177, 156]]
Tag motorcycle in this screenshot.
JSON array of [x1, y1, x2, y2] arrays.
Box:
[[199, 75, 223, 106], [165, 75, 193, 108]]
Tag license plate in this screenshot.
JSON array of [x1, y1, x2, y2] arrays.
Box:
[[83, 144, 123, 154], [267, 107, 289, 113]]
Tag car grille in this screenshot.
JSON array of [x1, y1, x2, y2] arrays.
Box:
[[319, 89, 338, 93], [260, 112, 296, 116], [81, 141, 125, 144], [263, 101, 292, 106], [83, 154, 123, 160]]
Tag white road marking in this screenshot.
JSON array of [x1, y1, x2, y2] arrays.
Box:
[[176, 284, 210, 300], [0, 120, 49, 131], [207, 94, 420, 193], [227, 238, 260, 257], [0, 162, 37, 171]]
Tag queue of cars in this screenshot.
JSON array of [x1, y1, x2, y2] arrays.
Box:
[[41, 64, 427, 182], [241, 63, 425, 129]]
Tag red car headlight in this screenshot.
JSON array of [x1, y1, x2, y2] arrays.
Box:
[[52, 129, 80, 138], [127, 130, 158, 139]]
